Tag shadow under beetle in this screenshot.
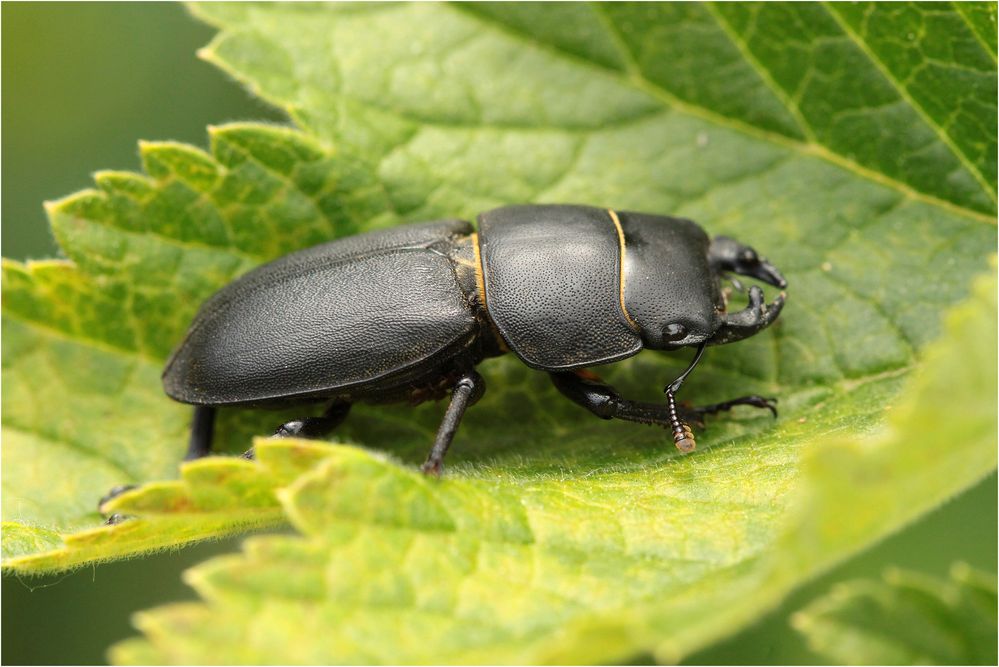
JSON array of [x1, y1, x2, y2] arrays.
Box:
[[163, 204, 787, 475]]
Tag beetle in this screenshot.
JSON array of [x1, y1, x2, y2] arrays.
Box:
[[163, 204, 787, 475]]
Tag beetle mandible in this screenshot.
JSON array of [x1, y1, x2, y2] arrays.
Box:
[[163, 204, 787, 474]]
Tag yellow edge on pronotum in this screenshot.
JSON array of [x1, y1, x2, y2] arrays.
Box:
[[471, 232, 510, 353], [607, 209, 640, 330], [470, 232, 487, 308]]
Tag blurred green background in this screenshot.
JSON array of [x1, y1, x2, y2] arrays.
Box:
[[2, 4, 995, 665], [1, 1, 283, 260]]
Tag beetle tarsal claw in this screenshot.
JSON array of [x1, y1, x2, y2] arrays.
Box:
[[98, 484, 137, 512], [104, 513, 134, 526]]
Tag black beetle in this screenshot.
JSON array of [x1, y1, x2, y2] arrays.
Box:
[[163, 204, 787, 474]]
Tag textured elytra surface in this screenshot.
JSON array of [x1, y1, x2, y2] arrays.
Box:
[[1, 2, 996, 664], [793, 564, 998, 665]]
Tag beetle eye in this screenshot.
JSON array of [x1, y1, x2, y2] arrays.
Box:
[[663, 323, 687, 341]]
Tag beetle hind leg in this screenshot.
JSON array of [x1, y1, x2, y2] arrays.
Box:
[[98, 405, 215, 523], [185, 405, 217, 460]]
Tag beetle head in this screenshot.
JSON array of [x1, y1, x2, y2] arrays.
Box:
[[649, 313, 719, 349], [618, 215, 786, 351], [629, 296, 721, 351]]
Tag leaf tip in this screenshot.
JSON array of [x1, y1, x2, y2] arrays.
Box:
[[195, 45, 215, 63], [41, 194, 85, 219], [788, 608, 812, 632]]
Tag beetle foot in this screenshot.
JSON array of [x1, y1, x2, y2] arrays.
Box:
[[241, 448, 256, 460], [420, 460, 444, 477], [273, 420, 307, 438], [104, 513, 135, 526], [747, 395, 778, 417], [98, 484, 137, 512], [98, 485, 138, 525]]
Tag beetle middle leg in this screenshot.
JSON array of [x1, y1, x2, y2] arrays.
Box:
[[272, 401, 352, 440], [421, 370, 485, 476], [184, 405, 217, 460], [239, 401, 353, 460]]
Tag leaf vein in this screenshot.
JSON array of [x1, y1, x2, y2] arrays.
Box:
[[822, 2, 996, 204], [450, 2, 996, 224], [703, 3, 817, 143]]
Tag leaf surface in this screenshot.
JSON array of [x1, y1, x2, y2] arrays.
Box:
[[112, 266, 997, 664], [2, 125, 399, 562], [1, 2, 996, 663], [3, 439, 335, 571], [792, 564, 998, 665]]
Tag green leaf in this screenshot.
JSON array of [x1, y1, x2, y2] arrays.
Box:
[[110, 265, 996, 665], [192, 2, 997, 217], [792, 564, 998, 665], [2, 125, 400, 566], [1, 2, 996, 663], [2, 439, 335, 571]]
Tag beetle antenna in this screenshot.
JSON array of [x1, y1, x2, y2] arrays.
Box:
[[664, 343, 706, 453], [665, 342, 706, 395]]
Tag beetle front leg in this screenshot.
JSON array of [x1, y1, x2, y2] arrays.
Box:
[[551, 371, 677, 428], [550, 371, 777, 453], [421, 370, 485, 476], [551, 371, 700, 452], [685, 395, 777, 423]]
